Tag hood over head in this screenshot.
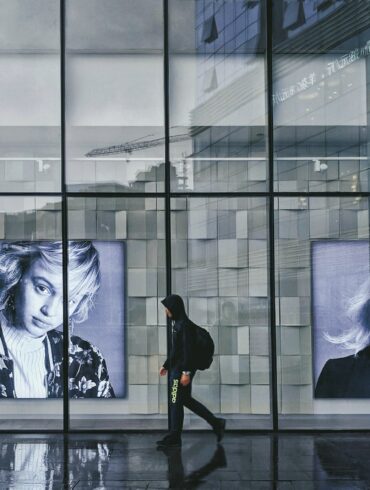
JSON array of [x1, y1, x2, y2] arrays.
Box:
[[161, 294, 187, 321]]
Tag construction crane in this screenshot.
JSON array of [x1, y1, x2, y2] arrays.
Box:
[[85, 133, 190, 157]]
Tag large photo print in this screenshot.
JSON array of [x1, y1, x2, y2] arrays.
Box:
[[0, 240, 125, 399], [313, 241, 370, 398]]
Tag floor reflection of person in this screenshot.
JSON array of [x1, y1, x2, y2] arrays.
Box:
[[315, 279, 370, 398], [0, 241, 115, 398], [158, 444, 227, 488]]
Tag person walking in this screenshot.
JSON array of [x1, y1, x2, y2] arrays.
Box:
[[157, 294, 226, 448]]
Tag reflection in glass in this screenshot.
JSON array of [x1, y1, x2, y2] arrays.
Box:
[[66, 0, 165, 192], [276, 196, 370, 427], [0, 198, 63, 428], [171, 197, 270, 425], [273, 0, 370, 192], [169, 0, 267, 192], [69, 198, 166, 429], [0, 0, 61, 193]]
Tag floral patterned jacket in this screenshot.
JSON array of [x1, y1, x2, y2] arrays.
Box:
[[0, 328, 115, 398]]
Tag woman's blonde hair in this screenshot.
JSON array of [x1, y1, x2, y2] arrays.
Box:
[[325, 278, 370, 354], [0, 241, 101, 324]]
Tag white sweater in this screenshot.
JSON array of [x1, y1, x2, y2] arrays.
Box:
[[2, 323, 47, 398]]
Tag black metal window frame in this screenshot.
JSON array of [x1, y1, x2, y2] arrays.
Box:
[[0, 0, 367, 433]]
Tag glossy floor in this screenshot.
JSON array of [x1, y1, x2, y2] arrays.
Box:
[[0, 432, 370, 488]]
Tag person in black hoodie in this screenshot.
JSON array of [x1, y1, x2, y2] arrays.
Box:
[[157, 294, 226, 448]]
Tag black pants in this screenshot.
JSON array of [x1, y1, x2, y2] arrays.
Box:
[[169, 369, 217, 433]]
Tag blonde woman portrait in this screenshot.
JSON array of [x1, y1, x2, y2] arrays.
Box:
[[0, 241, 115, 398]]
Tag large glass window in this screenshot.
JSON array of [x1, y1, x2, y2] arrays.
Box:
[[0, 0, 61, 431], [169, 0, 267, 192], [2, 0, 370, 432], [172, 197, 271, 428], [275, 196, 370, 429], [0, 0, 61, 193], [0, 197, 63, 430], [272, 0, 370, 192], [68, 197, 166, 429], [65, 0, 165, 193], [272, 0, 370, 429]]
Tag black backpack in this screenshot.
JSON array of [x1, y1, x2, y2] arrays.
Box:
[[193, 325, 215, 370]]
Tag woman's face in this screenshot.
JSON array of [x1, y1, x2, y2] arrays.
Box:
[[13, 258, 82, 338]]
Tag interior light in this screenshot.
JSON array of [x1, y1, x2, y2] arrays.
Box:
[[313, 159, 328, 172]]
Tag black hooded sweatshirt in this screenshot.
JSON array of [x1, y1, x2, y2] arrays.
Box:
[[161, 294, 197, 372]]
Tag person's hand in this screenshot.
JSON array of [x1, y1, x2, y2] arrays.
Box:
[[180, 373, 191, 386], [159, 366, 168, 376]]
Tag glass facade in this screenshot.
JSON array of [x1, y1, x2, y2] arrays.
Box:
[[272, 0, 370, 429], [0, 197, 63, 430], [0, 0, 61, 192], [68, 197, 167, 429], [65, 0, 165, 193], [0, 0, 370, 430], [276, 196, 370, 428], [272, 0, 370, 193], [171, 197, 270, 427], [169, 0, 267, 192]]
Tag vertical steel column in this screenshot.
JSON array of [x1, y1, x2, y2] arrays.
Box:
[[163, 0, 172, 431], [265, 0, 279, 431], [60, 0, 70, 433]]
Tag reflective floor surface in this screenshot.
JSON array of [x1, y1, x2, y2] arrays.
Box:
[[1, 432, 370, 488]]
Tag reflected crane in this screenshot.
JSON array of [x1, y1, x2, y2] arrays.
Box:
[[85, 133, 190, 157]]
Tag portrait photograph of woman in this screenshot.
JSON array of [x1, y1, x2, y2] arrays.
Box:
[[313, 241, 370, 398], [0, 240, 125, 399]]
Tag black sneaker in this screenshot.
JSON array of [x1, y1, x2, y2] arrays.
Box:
[[213, 418, 226, 443], [156, 433, 182, 448]]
